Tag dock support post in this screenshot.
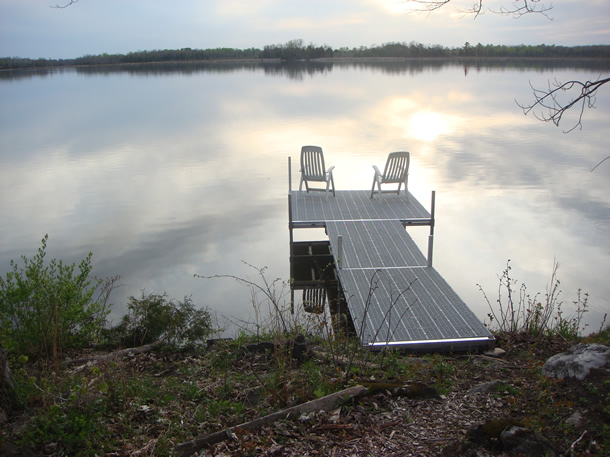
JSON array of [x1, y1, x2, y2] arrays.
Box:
[[288, 157, 295, 313], [337, 235, 343, 270], [430, 190, 436, 237], [288, 156, 292, 192], [427, 191, 436, 267]]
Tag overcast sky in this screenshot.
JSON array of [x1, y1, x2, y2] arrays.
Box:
[[1, 0, 609, 59]]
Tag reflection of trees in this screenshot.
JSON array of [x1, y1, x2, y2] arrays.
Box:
[[261, 62, 333, 80], [3, 44, 609, 72], [0, 67, 70, 81], [73, 61, 266, 77], [2, 60, 609, 82]]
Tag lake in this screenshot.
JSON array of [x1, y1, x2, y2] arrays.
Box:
[[1, 60, 609, 336]]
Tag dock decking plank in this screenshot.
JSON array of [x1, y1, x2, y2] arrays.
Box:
[[291, 190, 431, 227], [289, 189, 494, 351], [337, 268, 493, 349], [325, 220, 427, 269]]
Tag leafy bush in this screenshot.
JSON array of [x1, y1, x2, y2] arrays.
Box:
[[0, 235, 115, 365], [20, 402, 111, 457], [113, 292, 214, 347]]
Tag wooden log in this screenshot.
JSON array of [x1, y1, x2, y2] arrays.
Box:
[[175, 385, 367, 456], [63, 340, 164, 367]]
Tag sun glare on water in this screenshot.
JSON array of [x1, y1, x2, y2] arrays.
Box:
[[408, 110, 453, 141]]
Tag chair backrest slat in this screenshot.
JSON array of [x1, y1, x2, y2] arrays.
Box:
[[383, 151, 409, 181], [301, 146, 326, 179]]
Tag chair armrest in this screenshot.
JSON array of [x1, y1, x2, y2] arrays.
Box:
[[372, 165, 382, 177], [326, 165, 335, 174]]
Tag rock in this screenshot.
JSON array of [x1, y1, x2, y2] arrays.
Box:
[[565, 410, 586, 428], [0, 442, 37, 457], [483, 348, 506, 358], [467, 418, 524, 446], [394, 382, 440, 399], [464, 450, 493, 457], [206, 337, 233, 347], [542, 343, 610, 380], [291, 334, 309, 362], [243, 334, 310, 362], [244, 388, 261, 407], [501, 425, 556, 457], [468, 420, 555, 457], [467, 380, 506, 395], [244, 341, 275, 354]]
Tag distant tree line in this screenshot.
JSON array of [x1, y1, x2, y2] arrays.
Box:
[[2, 40, 609, 70]]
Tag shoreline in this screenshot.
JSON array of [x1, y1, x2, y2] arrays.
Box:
[[2, 55, 610, 73]]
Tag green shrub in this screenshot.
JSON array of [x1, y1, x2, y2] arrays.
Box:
[[0, 235, 115, 364], [20, 403, 110, 457], [114, 291, 214, 347]]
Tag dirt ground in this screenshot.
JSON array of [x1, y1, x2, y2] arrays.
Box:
[[3, 332, 608, 457]]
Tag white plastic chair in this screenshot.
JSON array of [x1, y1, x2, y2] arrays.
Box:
[[303, 287, 326, 314], [299, 145, 335, 198], [371, 151, 410, 198]]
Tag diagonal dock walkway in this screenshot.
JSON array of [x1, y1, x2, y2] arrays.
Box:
[[289, 190, 494, 352]]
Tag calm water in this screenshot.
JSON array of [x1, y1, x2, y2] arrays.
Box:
[[1, 61, 609, 335]]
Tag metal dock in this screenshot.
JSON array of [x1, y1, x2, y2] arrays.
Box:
[[289, 172, 494, 352]]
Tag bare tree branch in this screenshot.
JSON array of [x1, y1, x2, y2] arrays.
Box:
[[406, 1, 608, 134], [591, 156, 610, 172], [51, 0, 79, 8], [404, 0, 553, 18], [405, 1, 452, 13], [493, 0, 553, 19], [516, 77, 610, 133]]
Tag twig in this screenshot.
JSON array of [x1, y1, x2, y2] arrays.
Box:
[[517, 77, 610, 133], [591, 156, 610, 172], [32, 381, 68, 402], [51, 0, 79, 8], [568, 430, 587, 456]]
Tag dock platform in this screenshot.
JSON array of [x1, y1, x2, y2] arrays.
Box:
[[289, 190, 494, 352]]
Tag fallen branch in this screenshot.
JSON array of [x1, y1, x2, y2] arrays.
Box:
[[175, 385, 367, 456], [63, 340, 164, 367]]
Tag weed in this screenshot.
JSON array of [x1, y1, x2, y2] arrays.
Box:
[[427, 354, 454, 393], [480, 260, 590, 338]]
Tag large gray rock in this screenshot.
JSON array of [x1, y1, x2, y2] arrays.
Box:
[[542, 343, 610, 380], [467, 380, 507, 395], [501, 426, 556, 457]]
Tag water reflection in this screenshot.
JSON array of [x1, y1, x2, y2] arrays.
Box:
[[4, 58, 608, 82], [1, 61, 608, 336]]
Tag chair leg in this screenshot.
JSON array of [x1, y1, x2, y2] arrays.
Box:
[[299, 176, 304, 192], [371, 178, 377, 198]]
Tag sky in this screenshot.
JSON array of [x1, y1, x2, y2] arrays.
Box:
[[1, 0, 609, 59]]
